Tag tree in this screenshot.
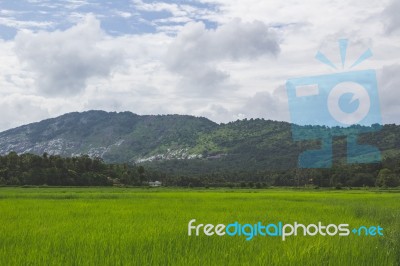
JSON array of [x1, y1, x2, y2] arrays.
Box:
[[138, 166, 145, 175], [138, 166, 146, 185], [376, 168, 399, 187]]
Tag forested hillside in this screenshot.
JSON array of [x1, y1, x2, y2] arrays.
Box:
[[0, 111, 398, 187]]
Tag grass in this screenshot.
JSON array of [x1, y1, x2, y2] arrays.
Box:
[[0, 187, 399, 265]]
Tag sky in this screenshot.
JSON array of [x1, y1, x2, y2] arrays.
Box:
[[0, 0, 399, 131]]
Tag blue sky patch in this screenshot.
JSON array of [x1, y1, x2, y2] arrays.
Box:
[[0, 0, 220, 39]]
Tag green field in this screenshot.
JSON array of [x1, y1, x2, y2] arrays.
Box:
[[0, 187, 399, 265]]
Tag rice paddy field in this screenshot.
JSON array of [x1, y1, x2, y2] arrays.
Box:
[[0, 187, 399, 266]]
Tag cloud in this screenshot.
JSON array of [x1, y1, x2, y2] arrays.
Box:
[[114, 11, 134, 19], [0, 16, 53, 31], [0, 94, 51, 131], [0, 0, 399, 133], [132, 0, 220, 34], [165, 19, 280, 96], [14, 14, 123, 97], [378, 64, 400, 124], [166, 19, 280, 68], [382, 0, 400, 34], [198, 104, 232, 123], [133, 0, 188, 15], [64, 0, 90, 10], [133, 0, 216, 21], [192, 85, 290, 123], [239, 86, 289, 122]]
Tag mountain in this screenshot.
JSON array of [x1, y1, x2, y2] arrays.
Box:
[[0, 110, 399, 175], [0, 111, 216, 163]]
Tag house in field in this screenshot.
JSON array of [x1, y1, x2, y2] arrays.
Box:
[[149, 181, 162, 187]]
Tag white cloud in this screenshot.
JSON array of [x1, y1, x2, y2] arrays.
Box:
[[198, 104, 232, 123], [0, 94, 51, 130], [64, 0, 90, 10], [238, 86, 290, 122], [165, 19, 280, 96], [14, 14, 124, 96], [133, 0, 214, 20], [133, 0, 185, 15], [132, 0, 220, 33], [382, 0, 400, 34], [378, 64, 400, 124], [0, 0, 399, 132], [167, 19, 279, 64], [0, 16, 53, 31], [114, 11, 133, 19]]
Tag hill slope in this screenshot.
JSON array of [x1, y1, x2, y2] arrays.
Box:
[[0, 111, 217, 163], [0, 110, 398, 174]]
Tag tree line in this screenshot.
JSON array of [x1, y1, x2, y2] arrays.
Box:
[[0, 152, 398, 188], [0, 152, 149, 186]]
